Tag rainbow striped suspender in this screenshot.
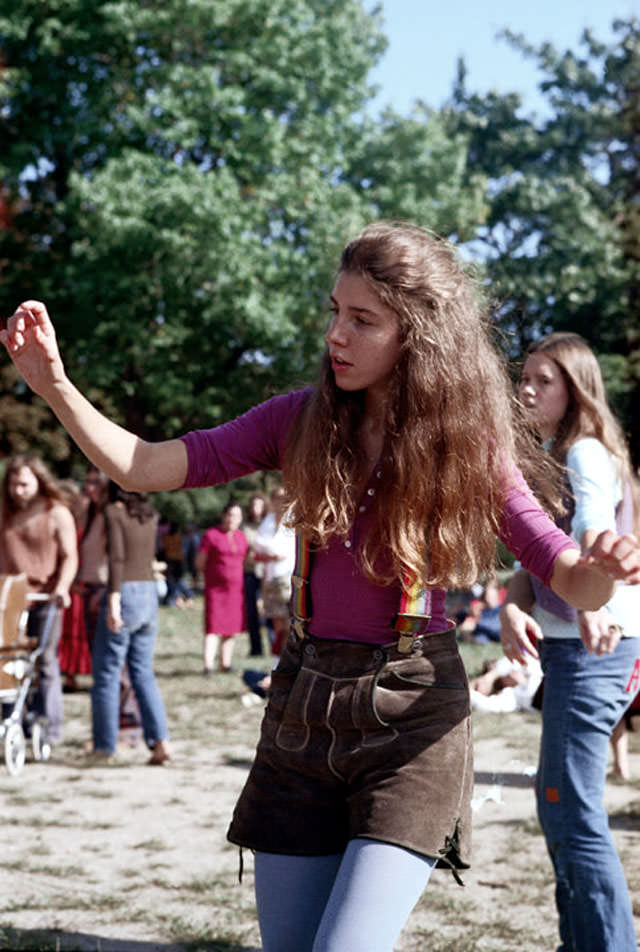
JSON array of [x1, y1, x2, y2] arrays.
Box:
[[289, 533, 431, 651], [290, 533, 313, 639]]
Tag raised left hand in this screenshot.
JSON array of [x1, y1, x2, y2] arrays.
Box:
[[1, 300, 66, 398]]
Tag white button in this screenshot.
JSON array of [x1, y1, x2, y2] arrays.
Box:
[[359, 505, 366, 512], [345, 540, 352, 548], [367, 488, 375, 496], [376, 471, 382, 478]]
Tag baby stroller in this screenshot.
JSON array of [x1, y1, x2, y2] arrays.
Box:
[[0, 574, 56, 775]]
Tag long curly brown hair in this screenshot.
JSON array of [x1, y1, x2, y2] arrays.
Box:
[[524, 332, 639, 537], [283, 221, 540, 589]]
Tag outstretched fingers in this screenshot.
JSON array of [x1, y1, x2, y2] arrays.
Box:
[[2, 301, 51, 350], [17, 301, 53, 345], [1, 299, 65, 396], [19, 300, 53, 329], [581, 530, 640, 585]]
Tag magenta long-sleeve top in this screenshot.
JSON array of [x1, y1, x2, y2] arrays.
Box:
[[180, 389, 576, 644]]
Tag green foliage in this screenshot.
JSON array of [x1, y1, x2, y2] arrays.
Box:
[[0, 0, 483, 468], [151, 488, 224, 530], [0, 364, 70, 462], [447, 18, 640, 458], [2, 3, 637, 470], [343, 106, 489, 242], [151, 472, 270, 530]]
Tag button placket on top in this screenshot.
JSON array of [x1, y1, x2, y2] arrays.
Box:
[[347, 467, 382, 550]]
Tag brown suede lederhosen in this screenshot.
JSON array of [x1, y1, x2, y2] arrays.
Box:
[[227, 539, 473, 883]]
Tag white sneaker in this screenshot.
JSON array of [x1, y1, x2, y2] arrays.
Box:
[[241, 692, 263, 708]]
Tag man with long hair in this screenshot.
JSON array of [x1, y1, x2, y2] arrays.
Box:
[[0, 454, 78, 744]]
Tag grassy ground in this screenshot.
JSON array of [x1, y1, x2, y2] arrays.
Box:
[[0, 600, 638, 951]]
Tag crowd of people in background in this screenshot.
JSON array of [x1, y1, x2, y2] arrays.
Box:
[[0, 456, 301, 759], [0, 455, 174, 764], [1, 454, 638, 775]]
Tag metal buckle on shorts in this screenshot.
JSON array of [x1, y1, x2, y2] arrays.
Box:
[[397, 634, 416, 654], [291, 616, 308, 641], [397, 634, 426, 654]]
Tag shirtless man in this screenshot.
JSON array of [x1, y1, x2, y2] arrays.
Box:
[[0, 455, 78, 743]]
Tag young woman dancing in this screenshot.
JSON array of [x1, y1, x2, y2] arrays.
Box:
[[3, 223, 639, 952], [501, 332, 640, 952]]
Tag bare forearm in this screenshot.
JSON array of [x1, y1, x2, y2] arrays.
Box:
[[55, 552, 79, 599], [550, 548, 615, 610], [45, 376, 139, 482], [503, 568, 534, 612], [44, 376, 187, 491]]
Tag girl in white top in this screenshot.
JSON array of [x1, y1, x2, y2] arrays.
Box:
[[501, 332, 640, 952]]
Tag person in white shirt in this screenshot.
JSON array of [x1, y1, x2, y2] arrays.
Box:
[[470, 654, 543, 713], [501, 332, 640, 952], [253, 486, 296, 659]]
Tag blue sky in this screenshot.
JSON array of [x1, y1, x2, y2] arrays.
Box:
[[368, 0, 639, 116]]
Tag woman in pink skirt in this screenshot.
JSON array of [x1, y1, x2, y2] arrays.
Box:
[[196, 502, 248, 673]]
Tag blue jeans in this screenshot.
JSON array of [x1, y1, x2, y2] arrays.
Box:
[[538, 637, 639, 952], [27, 602, 63, 742], [92, 582, 168, 754], [244, 571, 263, 656]]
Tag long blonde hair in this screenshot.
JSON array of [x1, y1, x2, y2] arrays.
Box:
[[525, 332, 639, 536], [284, 221, 532, 589]]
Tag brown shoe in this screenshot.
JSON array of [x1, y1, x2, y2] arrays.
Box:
[[148, 739, 171, 766]]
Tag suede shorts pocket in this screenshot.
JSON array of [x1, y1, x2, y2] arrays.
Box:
[[265, 637, 302, 718], [373, 637, 469, 726]]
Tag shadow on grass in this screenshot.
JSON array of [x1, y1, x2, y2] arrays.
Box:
[[156, 669, 205, 680], [0, 926, 259, 952], [474, 770, 536, 788], [183, 689, 246, 702], [610, 805, 640, 832], [221, 754, 255, 769]]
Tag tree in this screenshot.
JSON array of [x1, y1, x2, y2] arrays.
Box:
[[0, 0, 483, 465], [446, 19, 640, 460], [0, 1, 378, 451]]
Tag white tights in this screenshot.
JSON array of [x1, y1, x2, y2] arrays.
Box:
[[254, 838, 436, 952]]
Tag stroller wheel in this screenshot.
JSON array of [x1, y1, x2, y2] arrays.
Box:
[[4, 722, 26, 776], [31, 718, 51, 762]]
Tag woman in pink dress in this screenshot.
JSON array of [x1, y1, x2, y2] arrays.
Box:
[[56, 477, 91, 691], [196, 502, 248, 673]]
